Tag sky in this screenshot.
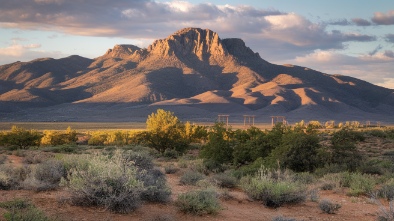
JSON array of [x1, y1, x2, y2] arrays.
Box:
[[0, 0, 393, 89]]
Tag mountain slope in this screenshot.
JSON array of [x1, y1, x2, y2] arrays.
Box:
[[0, 28, 393, 122]]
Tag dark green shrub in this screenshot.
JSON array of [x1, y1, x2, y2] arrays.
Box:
[[1, 126, 42, 149], [180, 170, 204, 185], [319, 199, 341, 214], [200, 123, 234, 166], [176, 189, 221, 215], [331, 129, 364, 146]]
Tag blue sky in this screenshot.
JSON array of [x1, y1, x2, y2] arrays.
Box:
[[0, 0, 393, 88]]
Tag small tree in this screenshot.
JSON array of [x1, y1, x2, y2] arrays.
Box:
[[3, 126, 42, 149], [200, 123, 234, 165], [144, 109, 188, 154]]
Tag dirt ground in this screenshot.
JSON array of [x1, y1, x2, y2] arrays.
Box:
[[0, 154, 388, 221]]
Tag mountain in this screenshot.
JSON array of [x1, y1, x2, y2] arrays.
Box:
[[1, 28, 393, 123]]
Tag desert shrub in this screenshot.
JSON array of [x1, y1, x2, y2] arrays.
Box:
[[233, 157, 265, 179], [124, 150, 154, 170], [346, 173, 376, 196], [163, 148, 179, 159], [309, 189, 320, 202], [22, 151, 53, 164], [241, 168, 307, 208], [211, 173, 237, 188], [23, 159, 66, 191], [378, 200, 394, 221], [1, 126, 42, 149], [41, 127, 77, 146], [272, 216, 298, 221], [367, 129, 387, 138], [0, 198, 54, 221], [42, 145, 82, 153], [292, 172, 316, 184], [176, 189, 221, 215], [61, 151, 143, 213], [0, 165, 30, 190], [137, 168, 171, 203], [379, 179, 394, 200], [331, 129, 364, 146], [319, 199, 341, 214], [180, 170, 204, 185], [164, 164, 179, 174], [0, 155, 7, 164]]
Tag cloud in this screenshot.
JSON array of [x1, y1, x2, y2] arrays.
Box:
[[0, 0, 375, 56], [0, 42, 64, 63], [293, 50, 394, 89], [372, 10, 394, 25], [352, 18, 372, 26], [385, 34, 394, 43], [327, 19, 351, 26], [368, 45, 383, 56]]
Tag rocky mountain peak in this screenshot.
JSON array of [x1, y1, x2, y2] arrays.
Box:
[[105, 44, 142, 59], [147, 27, 227, 59]]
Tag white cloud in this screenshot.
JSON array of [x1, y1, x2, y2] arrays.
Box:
[[0, 42, 64, 63], [292, 50, 394, 89]]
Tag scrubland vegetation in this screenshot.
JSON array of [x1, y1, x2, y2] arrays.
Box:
[[1, 109, 394, 220]]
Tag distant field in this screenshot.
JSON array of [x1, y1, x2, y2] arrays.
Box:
[[0, 122, 147, 131], [0, 121, 274, 131]]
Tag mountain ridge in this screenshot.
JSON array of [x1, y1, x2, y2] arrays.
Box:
[[0, 27, 393, 123]]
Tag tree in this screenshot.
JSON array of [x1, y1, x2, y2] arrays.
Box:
[[200, 123, 234, 165], [144, 109, 188, 154], [3, 126, 42, 149]]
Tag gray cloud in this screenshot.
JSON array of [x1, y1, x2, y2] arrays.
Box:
[[384, 50, 394, 58], [352, 18, 372, 26], [385, 34, 394, 43], [327, 19, 351, 26], [372, 10, 394, 25], [369, 45, 383, 56], [0, 0, 382, 64]]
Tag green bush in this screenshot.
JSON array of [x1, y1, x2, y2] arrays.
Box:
[[241, 168, 307, 208], [61, 151, 144, 213], [0, 198, 54, 221], [179, 170, 204, 185], [346, 173, 376, 196], [211, 173, 237, 188], [319, 199, 341, 214], [176, 189, 221, 215], [0, 126, 42, 149]]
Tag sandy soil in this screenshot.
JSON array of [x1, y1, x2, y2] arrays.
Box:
[[0, 161, 386, 221]]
